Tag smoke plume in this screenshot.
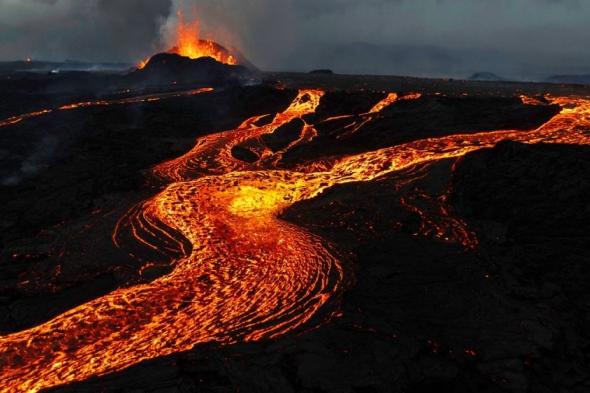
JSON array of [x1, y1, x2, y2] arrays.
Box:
[[0, 0, 172, 62]]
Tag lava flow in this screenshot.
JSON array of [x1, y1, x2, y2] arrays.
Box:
[[0, 88, 213, 129], [0, 89, 589, 392]]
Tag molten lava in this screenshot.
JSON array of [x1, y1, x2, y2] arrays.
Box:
[[0, 88, 213, 128], [1, 88, 589, 392]]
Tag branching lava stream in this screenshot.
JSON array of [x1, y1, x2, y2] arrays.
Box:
[[1, 90, 589, 392]]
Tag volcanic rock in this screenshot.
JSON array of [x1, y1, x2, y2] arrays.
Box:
[[231, 146, 259, 163], [261, 118, 305, 152], [450, 141, 590, 392]]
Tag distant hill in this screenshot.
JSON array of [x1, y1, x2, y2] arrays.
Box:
[[544, 75, 590, 85], [469, 72, 505, 82], [285, 42, 538, 79]]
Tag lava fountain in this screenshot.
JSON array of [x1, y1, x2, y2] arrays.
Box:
[[138, 9, 238, 69], [170, 10, 237, 65]]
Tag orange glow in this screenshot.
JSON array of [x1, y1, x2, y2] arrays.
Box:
[[369, 92, 399, 113], [137, 58, 149, 70], [1, 90, 590, 392]]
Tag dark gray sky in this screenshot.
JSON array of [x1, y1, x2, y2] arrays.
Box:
[[1, 0, 589, 78]]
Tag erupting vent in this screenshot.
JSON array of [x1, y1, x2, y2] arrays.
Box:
[[138, 10, 238, 69]]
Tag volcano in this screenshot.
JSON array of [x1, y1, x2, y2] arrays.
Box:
[[130, 7, 257, 88], [130, 52, 251, 87], [138, 40, 256, 72], [136, 9, 257, 73]]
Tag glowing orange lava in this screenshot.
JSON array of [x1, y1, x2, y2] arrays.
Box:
[[0, 88, 213, 128], [0, 89, 589, 392], [0, 109, 53, 128]]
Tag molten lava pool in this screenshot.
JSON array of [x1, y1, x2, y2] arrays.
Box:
[[1, 89, 589, 392]]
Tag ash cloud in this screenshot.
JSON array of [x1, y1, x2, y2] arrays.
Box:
[[0, 0, 172, 63], [1, 0, 590, 78]]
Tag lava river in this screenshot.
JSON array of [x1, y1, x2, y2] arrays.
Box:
[[1, 90, 589, 392], [0, 88, 213, 129]]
